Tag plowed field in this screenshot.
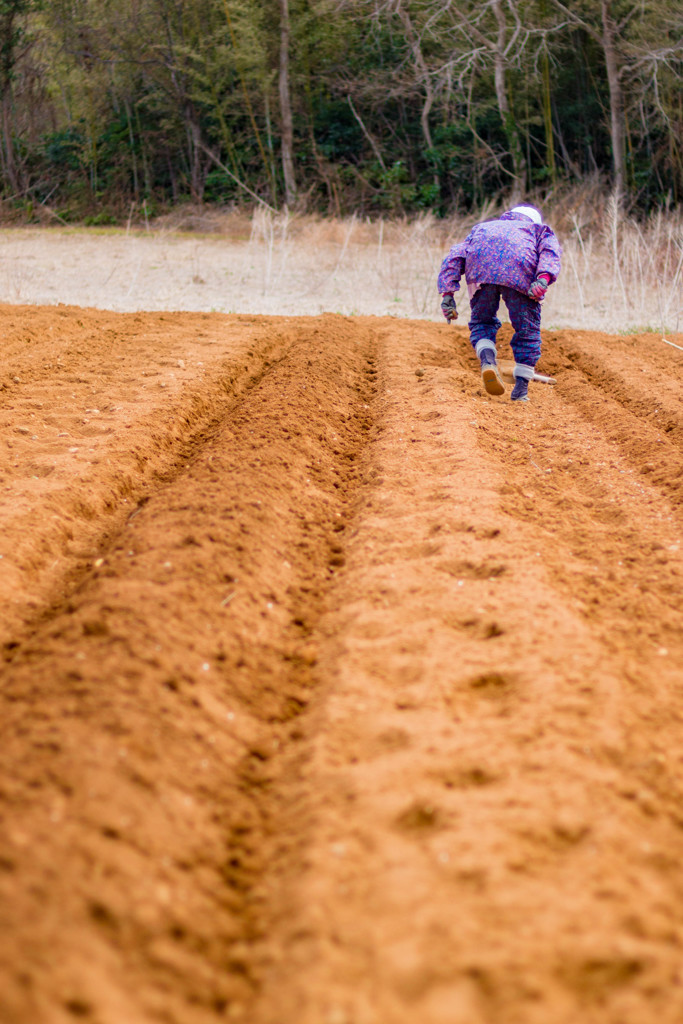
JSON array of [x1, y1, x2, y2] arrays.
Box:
[[1, 303, 683, 1024]]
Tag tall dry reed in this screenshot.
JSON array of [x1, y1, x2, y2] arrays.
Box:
[[0, 192, 680, 334], [223, 192, 683, 333]]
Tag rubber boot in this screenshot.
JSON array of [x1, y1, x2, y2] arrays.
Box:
[[511, 363, 534, 402], [475, 339, 505, 397], [511, 378, 529, 401]]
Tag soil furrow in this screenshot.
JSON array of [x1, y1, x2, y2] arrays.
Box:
[[1, 312, 683, 1024], [475, 367, 683, 653], [543, 331, 683, 506], [0, 316, 377, 1024], [248, 319, 683, 1024], [0, 307, 302, 648], [545, 330, 683, 450]]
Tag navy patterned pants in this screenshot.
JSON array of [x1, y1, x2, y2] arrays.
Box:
[[468, 284, 542, 367]]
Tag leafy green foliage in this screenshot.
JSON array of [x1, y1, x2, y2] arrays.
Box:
[[0, 0, 679, 217]]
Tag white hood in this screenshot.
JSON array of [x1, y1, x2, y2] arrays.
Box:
[[511, 205, 543, 225]]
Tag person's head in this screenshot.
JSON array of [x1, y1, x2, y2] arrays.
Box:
[[510, 204, 543, 225]]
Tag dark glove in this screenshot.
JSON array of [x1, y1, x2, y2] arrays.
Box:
[[440, 293, 457, 322], [528, 274, 551, 301]]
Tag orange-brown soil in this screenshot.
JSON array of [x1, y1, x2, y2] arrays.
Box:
[[1, 303, 683, 1024]]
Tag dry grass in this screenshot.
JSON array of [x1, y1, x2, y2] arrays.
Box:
[[0, 192, 681, 334]]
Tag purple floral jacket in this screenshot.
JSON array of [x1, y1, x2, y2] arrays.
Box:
[[437, 211, 562, 297]]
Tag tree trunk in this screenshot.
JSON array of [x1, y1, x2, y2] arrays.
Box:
[[492, 0, 526, 201], [279, 0, 297, 208], [600, 0, 625, 203], [1, 89, 19, 194], [541, 48, 557, 186], [396, 4, 434, 151], [0, 3, 20, 195], [187, 114, 205, 200], [222, 0, 276, 202], [395, 2, 440, 189]]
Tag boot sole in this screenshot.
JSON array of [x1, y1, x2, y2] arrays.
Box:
[[481, 366, 505, 396]]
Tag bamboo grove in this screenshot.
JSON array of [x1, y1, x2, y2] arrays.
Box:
[[1, 0, 682, 220]]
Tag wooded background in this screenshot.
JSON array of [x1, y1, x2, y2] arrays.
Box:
[[1, 0, 682, 221]]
